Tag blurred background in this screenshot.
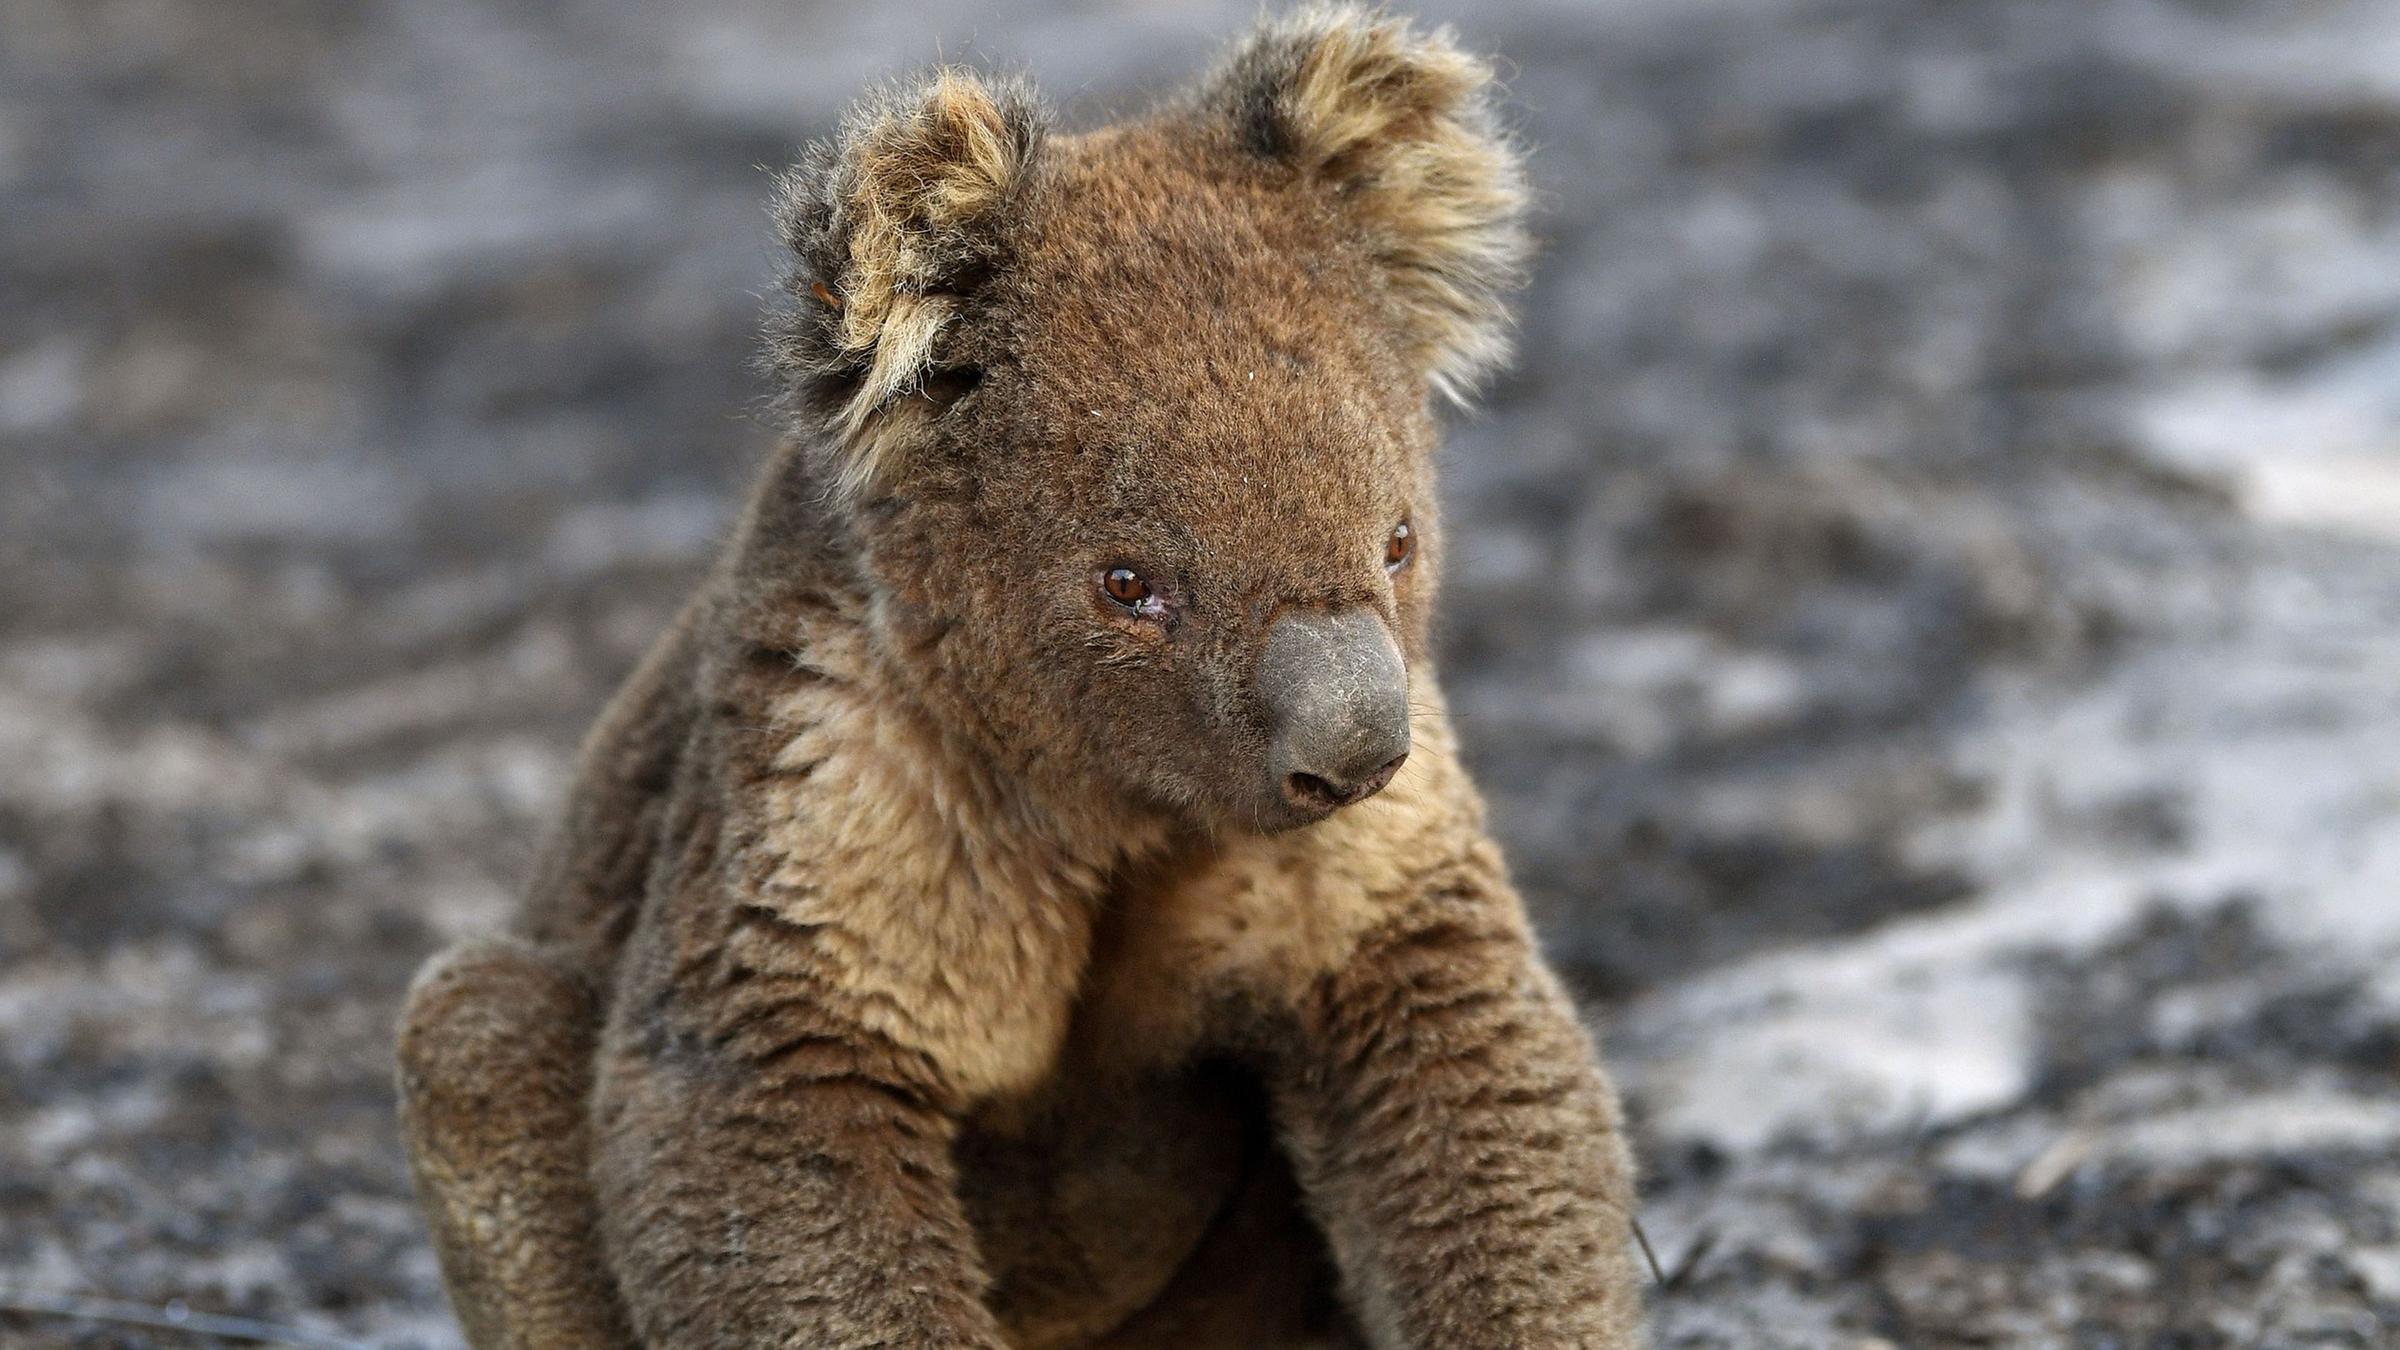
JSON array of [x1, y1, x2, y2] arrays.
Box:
[[6, 0, 2400, 1344]]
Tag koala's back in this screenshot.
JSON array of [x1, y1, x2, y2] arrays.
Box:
[[512, 595, 708, 974]]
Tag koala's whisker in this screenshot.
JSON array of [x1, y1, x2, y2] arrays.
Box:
[[725, 721, 807, 743]]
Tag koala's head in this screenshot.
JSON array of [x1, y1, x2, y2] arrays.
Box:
[[768, 6, 1527, 836]]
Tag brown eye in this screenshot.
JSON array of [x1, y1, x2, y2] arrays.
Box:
[[1385, 520, 1415, 574], [1102, 566, 1152, 606]]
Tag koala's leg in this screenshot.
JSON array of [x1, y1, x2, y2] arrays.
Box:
[[588, 970, 1008, 1349], [1269, 870, 1648, 1350], [397, 938, 633, 1349]]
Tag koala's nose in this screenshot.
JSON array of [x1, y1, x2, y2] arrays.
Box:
[[1258, 609, 1411, 820]]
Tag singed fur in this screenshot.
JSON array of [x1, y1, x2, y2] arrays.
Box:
[[397, 8, 1644, 1348]]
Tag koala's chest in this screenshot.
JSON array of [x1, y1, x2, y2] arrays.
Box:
[[879, 838, 1368, 1110], [1062, 835, 1398, 1077], [741, 715, 1436, 1105]]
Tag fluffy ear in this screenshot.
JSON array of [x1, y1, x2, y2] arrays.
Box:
[[1201, 6, 1530, 403], [771, 69, 1046, 491]]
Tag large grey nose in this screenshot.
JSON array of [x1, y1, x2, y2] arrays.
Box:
[[1257, 609, 1411, 819]]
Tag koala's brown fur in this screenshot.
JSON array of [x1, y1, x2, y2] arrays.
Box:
[[396, 8, 1646, 1347]]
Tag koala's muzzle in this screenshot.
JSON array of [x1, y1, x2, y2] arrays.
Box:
[[1258, 609, 1411, 824]]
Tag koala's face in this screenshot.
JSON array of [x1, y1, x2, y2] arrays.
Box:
[[874, 130, 1451, 835], [772, 15, 1526, 836], [941, 130, 1443, 832]]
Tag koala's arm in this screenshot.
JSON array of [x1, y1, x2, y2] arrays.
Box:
[[589, 926, 1005, 1350], [1271, 865, 1647, 1349]]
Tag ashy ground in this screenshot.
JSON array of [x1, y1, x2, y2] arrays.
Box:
[[4, 0, 2399, 1345]]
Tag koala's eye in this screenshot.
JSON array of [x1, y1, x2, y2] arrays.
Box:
[[916, 366, 983, 410], [1101, 567, 1152, 607], [1385, 520, 1415, 574]]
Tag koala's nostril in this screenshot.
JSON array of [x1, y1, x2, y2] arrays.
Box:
[[1284, 771, 1348, 812], [1281, 751, 1406, 815], [1340, 751, 1408, 803]]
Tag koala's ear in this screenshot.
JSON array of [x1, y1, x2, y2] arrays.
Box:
[[1200, 6, 1529, 403], [771, 69, 1046, 490]]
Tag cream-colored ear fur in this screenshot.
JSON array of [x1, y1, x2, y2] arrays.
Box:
[[772, 69, 1045, 493], [1203, 6, 1531, 403]]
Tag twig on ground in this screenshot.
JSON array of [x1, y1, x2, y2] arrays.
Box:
[[1632, 1215, 1668, 1285], [0, 1287, 369, 1349]]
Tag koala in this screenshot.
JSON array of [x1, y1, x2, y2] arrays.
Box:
[[395, 7, 1646, 1348]]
